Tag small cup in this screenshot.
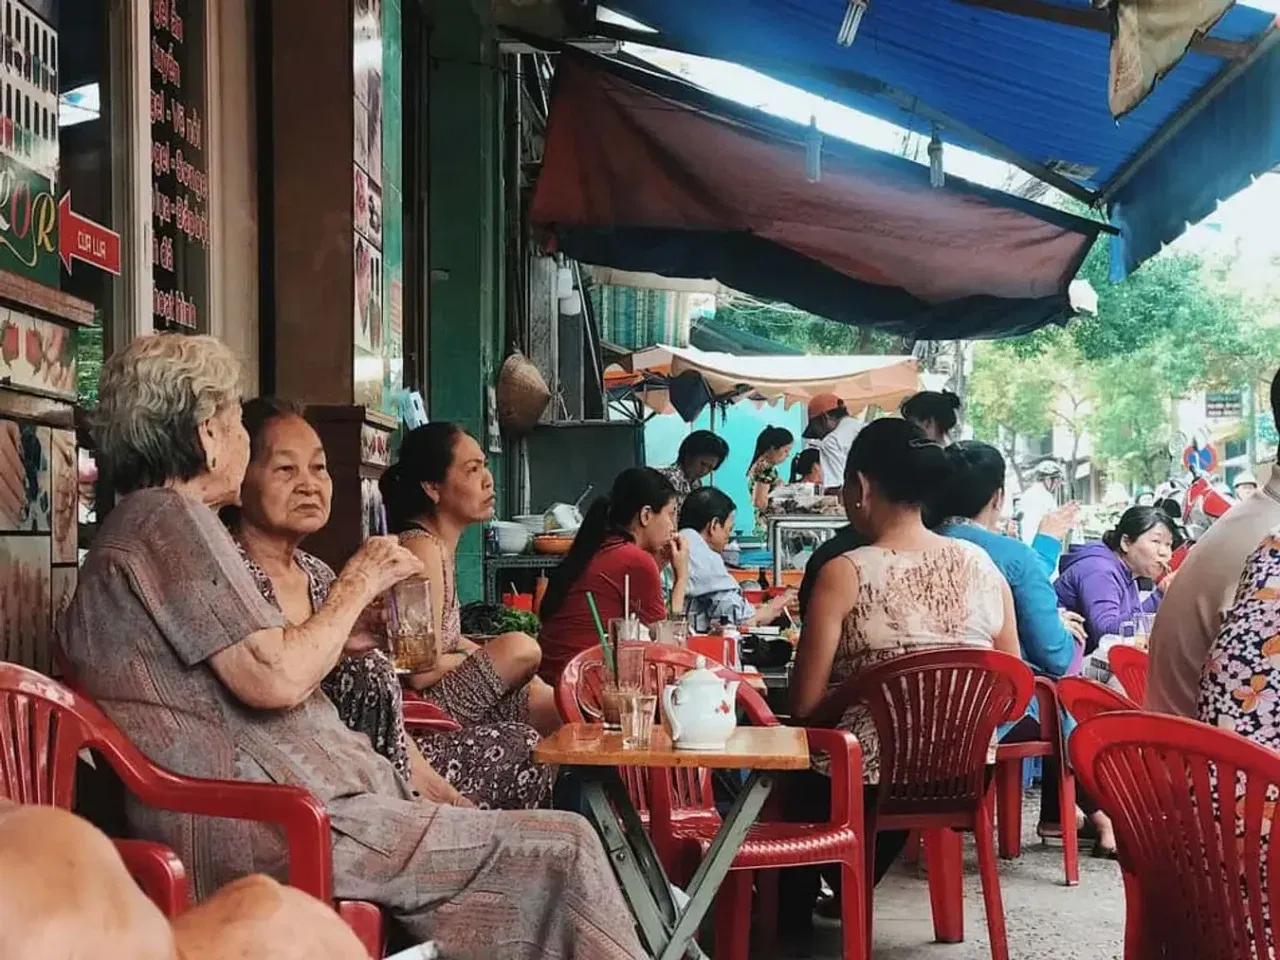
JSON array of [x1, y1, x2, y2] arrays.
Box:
[[620, 692, 658, 749], [388, 579, 437, 674], [610, 642, 647, 692], [652, 618, 690, 647], [598, 684, 628, 731], [609, 616, 644, 647]]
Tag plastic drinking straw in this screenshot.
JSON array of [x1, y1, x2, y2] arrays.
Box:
[[585, 591, 614, 674], [624, 573, 631, 623]]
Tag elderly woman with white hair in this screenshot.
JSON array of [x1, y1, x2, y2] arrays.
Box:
[[61, 334, 645, 959]]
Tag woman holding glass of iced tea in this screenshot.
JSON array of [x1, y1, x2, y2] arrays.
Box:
[[227, 400, 552, 810]]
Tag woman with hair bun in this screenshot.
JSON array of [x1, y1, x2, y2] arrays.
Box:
[[781, 417, 1019, 931], [1054, 505, 1175, 654], [901, 389, 962, 444]]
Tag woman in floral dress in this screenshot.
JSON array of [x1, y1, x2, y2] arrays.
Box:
[[747, 425, 793, 534], [1198, 527, 1280, 742], [228, 398, 551, 810]]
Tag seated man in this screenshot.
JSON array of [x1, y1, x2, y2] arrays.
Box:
[[0, 801, 367, 960]]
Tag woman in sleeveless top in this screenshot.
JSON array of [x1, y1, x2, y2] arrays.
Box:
[[380, 424, 564, 736], [782, 418, 1019, 934], [228, 400, 551, 810]]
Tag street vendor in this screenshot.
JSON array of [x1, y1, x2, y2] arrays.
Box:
[[656, 429, 729, 510], [747, 426, 793, 533], [900, 389, 962, 445], [803, 393, 862, 494]]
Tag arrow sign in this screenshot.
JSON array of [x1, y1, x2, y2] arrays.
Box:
[[59, 192, 121, 276]]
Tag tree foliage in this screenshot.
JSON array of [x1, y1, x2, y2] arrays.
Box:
[[969, 233, 1280, 486], [713, 296, 905, 355]]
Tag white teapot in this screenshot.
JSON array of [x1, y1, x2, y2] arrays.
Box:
[[662, 656, 739, 751]]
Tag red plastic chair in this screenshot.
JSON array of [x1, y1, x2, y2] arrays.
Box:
[[557, 645, 867, 960], [993, 677, 1079, 884], [401, 697, 462, 732], [1107, 645, 1149, 704], [1057, 676, 1140, 725], [1070, 712, 1280, 960], [0, 662, 384, 956], [816, 648, 1033, 960]]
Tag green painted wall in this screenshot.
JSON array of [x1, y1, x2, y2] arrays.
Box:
[[426, 0, 506, 600]]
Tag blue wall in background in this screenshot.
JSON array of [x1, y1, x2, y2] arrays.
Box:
[[644, 400, 807, 536]]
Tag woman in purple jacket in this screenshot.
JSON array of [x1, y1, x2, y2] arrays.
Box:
[[1055, 506, 1176, 654]]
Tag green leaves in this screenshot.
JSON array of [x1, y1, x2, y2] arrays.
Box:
[[969, 237, 1279, 486]]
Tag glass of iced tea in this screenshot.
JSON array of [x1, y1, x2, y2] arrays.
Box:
[[387, 578, 437, 674]]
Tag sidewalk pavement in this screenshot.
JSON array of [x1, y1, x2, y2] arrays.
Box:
[[767, 789, 1125, 959]]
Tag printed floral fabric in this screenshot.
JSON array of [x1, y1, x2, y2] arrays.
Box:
[[748, 459, 781, 533], [824, 540, 1006, 784], [657, 462, 698, 512], [1196, 529, 1280, 945], [237, 543, 550, 809], [1199, 531, 1280, 744]]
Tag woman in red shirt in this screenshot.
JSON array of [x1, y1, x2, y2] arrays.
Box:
[[538, 467, 689, 684]]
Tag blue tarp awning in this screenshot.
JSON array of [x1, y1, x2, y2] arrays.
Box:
[[602, 0, 1280, 276]]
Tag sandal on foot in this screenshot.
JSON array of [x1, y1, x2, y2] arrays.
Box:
[[1037, 820, 1099, 843], [1091, 842, 1119, 860]]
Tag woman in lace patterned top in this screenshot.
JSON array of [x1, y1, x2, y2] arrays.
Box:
[[781, 418, 1019, 927], [379, 423, 564, 736], [227, 399, 551, 810]]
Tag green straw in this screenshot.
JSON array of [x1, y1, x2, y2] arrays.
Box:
[[585, 591, 615, 675]]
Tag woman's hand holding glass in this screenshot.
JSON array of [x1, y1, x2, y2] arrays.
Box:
[[339, 536, 424, 602]]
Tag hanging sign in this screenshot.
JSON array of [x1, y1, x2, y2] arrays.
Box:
[[1205, 391, 1243, 420], [1183, 444, 1218, 474], [58, 192, 120, 275]]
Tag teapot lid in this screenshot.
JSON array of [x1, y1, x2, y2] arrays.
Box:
[[678, 655, 726, 688]]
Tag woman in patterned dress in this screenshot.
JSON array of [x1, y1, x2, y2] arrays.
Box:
[[1199, 526, 1280, 742], [379, 423, 564, 736], [655, 429, 729, 513], [747, 425, 793, 534], [782, 417, 1020, 932], [228, 399, 551, 810]]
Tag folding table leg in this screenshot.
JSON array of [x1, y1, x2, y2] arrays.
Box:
[[579, 775, 679, 956], [657, 771, 774, 960]]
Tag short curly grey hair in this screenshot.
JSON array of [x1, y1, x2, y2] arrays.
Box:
[[91, 333, 243, 493]]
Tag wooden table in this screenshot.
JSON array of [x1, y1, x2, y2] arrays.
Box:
[[535, 724, 809, 960]]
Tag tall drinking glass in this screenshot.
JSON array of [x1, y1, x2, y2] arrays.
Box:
[[596, 638, 646, 731], [387, 578, 438, 674], [620, 692, 658, 749], [1133, 612, 1156, 650]]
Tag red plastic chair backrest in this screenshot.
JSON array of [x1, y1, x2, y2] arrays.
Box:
[[1070, 713, 1280, 960], [823, 648, 1033, 818], [1107, 645, 1149, 704], [0, 662, 333, 902], [1057, 676, 1139, 725]]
